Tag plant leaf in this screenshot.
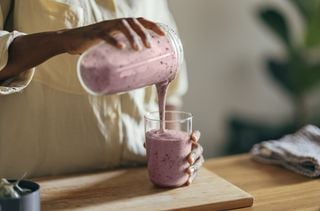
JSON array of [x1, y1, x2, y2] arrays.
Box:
[[267, 58, 297, 98], [290, 0, 320, 47], [267, 53, 320, 98], [295, 62, 320, 93], [258, 8, 291, 47]]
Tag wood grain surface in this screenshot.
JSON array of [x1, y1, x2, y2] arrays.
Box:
[[36, 168, 253, 210], [204, 154, 320, 211]]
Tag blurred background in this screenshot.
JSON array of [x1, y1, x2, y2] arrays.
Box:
[[168, 0, 320, 158]]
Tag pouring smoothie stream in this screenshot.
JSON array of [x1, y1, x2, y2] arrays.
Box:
[[78, 23, 194, 187]]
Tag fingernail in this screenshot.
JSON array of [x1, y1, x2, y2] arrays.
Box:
[[188, 165, 195, 174], [146, 34, 152, 48], [187, 171, 198, 185], [191, 131, 201, 142], [146, 40, 151, 48], [134, 43, 142, 51], [133, 43, 138, 50], [158, 28, 165, 36], [186, 169, 192, 175], [117, 42, 125, 49], [190, 152, 196, 163]]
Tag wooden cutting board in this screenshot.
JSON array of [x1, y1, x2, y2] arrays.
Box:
[[37, 167, 253, 210]]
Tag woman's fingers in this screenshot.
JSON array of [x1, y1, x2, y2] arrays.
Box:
[[128, 18, 151, 48], [188, 143, 203, 164], [186, 155, 204, 185], [64, 17, 164, 54], [103, 34, 124, 49], [117, 19, 141, 50], [186, 170, 198, 185], [187, 155, 204, 175], [102, 18, 164, 50], [188, 130, 202, 164], [191, 130, 201, 144], [137, 17, 165, 36], [186, 130, 203, 185]]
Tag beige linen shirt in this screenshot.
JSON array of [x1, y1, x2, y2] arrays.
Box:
[[0, 0, 187, 178]]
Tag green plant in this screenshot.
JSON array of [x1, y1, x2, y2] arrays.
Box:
[[225, 1, 320, 155], [259, 0, 320, 126]]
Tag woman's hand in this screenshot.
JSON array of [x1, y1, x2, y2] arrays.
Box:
[[0, 17, 164, 81], [60, 17, 165, 55], [186, 130, 204, 185]]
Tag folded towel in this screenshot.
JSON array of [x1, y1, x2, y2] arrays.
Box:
[[250, 125, 320, 178]]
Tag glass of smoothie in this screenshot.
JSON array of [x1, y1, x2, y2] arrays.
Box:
[[145, 111, 192, 188]]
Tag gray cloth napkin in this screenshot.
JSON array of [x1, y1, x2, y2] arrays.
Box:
[[250, 125, 320, 178]]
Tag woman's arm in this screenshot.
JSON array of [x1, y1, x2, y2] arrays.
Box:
[[0, 31, 64, 81], [0, 17, 164, 82]]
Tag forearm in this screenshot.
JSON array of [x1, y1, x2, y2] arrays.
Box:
[[0, 31, 65, 81]]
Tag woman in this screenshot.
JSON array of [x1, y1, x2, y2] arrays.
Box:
[[0, 0, 203, 183]]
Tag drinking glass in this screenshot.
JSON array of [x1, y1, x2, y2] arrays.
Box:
[[144, 111, 193, 187]]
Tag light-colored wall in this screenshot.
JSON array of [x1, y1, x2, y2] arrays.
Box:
[[168, 0, 305, 158]]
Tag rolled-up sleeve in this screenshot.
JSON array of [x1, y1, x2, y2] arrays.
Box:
[[0, 31, 35, 95], [0, 0, 35, 95]]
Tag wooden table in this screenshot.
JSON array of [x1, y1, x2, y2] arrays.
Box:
[[37, 154, 320, 210], [204, 154, 320, 211]]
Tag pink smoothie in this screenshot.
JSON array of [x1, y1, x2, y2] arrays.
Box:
[[78, 31, 178, 95], [146, 129, 191, 187], [156, 81, 169, 130], [77, 24, 189, 187]]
